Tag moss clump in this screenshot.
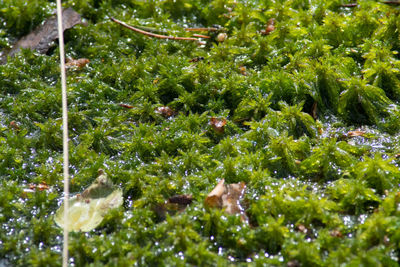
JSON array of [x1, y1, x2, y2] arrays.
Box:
[[1, 0, 400, 266]]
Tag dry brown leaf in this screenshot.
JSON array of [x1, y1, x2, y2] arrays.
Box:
[[30, 182, 50, 191], [205, 179, 225, 208], [119, 103, 134, 109], [23, 182, 50, 194], [210, 117, 227, 134], [189, 56, 205, 63], [347, 130, 365, 137], [330, 229, 343, 238], [239, 66, 247, 76], [205, 179, 247, 220], [66, 58, 90, 69], [155, 106, 175, 118], [168, 194, 193, 205], [9, 121, 20, 131], [311, 101, 318, 119], [296, 224, 308, 234], [261, 18, 275, 35], [1, 8, 83, 64]]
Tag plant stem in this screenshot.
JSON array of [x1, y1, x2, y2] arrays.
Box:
[[185, 27, 219, 32], [111, 17, 201, 42]]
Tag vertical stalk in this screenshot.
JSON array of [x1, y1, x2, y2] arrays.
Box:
[[55, 1, 69, 266]]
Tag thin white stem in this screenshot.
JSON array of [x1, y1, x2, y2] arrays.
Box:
[[55, 1, 69, 267]]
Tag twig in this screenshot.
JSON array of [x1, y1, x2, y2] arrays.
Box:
[[185, 27, 219, 32], [111, 17, 200, 42], [192, 34, 210, 39], [340, 3, 358, 7], [132, 25, 167, 34], [382, 1, 400, 5]]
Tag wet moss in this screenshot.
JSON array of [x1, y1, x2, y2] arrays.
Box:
[[1, 0, 400, 266]]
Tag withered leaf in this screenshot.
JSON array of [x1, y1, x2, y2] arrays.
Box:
[[330, 229, 343, 238], [239, 66, 247, 76], [347, 130, 366, 137], [55, 169, 123, 232], [205, 179, 247, 220], [119, 103, 134, 109], [1, 8, 83, 64], [66, 58, 90, 69], [189, 56, 205, 63], [311, 101, 318, 120], [23, 182, 50, 194], [29, 182, 50, 191], [210, 117, 227, 134], [261, 18, 276, 35], [155, 106, 175, 118], [168, 194, 193, 205], [9, 121, 20, 131], [296, 224, 308, 234]]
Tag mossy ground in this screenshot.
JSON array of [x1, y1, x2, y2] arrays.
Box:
[[1, 0, 400, 266]]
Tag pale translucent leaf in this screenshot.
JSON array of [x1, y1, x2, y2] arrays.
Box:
[[55, 170, 123, 232]]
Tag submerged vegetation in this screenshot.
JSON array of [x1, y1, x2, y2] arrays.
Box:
[[1, 0, 400, 265]]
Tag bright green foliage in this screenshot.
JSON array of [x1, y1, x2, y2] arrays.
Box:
[[338, 78, 392, 124], [352, 153, 400, 195], [300, 138, 356, 181], [1, 0, 400, 266]]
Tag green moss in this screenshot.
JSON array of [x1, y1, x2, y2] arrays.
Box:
[[1, 0, 400, 265]]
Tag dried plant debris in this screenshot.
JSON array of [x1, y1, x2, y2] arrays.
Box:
[[340, 3, 358, 7], [1, 8, 82, 64], [296, 224, 308, 234], [65, 58, 90, 69], [382, 1, 400, 5], [239, 65, 248, 76], [119, 103, 134, 109], [189, 56, 205, 63], [55, 169, 123, 232], [205, 179, 247, 221], [168, 194, 193, 205], [330, 229, 343, 238], [261, 18, 276, 35], [23, 182, 50, 193], [155, 106, 175, 118], [311, 102, 318, 120], [29, 182, 50, 191], [346, 130, 366, 137], [210, 117, 227, 134], [9, 121, 20, 131], [111, 17, 201, 43]]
